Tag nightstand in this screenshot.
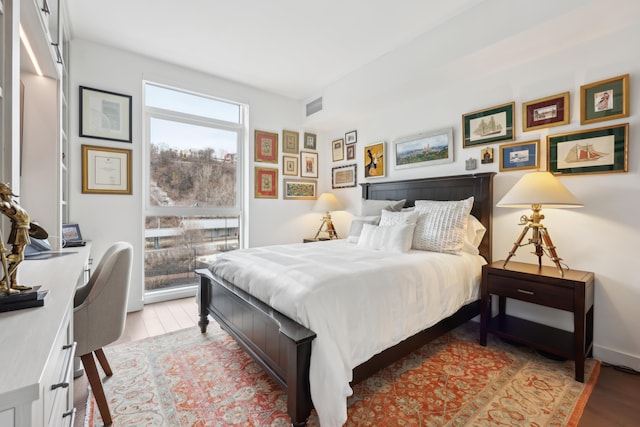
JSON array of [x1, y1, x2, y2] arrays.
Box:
[[479, 260, 594, 382]]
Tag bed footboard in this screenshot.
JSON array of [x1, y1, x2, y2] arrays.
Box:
[[196, 269, 316, 426]]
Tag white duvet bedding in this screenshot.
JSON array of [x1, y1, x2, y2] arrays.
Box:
[[210, 240, 486, 427]]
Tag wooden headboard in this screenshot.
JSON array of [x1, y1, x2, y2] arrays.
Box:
[[361, 172, 495, 263]]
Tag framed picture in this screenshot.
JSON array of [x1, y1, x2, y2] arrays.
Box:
[[346, 144, 355, 160], [332, 138, 344, 162], [254, 167, 278, 198], [332, 164, 357, 189], [303, 132, 317, 150], [345, 130, 357, 144], [580, 74, 629, 125], [547, 123, 628, 176], [283, 179, 317, 200], [364, 141, 385, 178], [481, 147, 494, 164], [80, 86, 132, 143], [282, 155, 298, 176], [254, 130, 278, 163], [499, 140, 539, 172], [282, 130, 299, 154], [523, 92, 570, 131], [300, 151, 318, 178], [393, 127, 453, 169], [462, 102, 514, 147], [81, 144, 132, 194]]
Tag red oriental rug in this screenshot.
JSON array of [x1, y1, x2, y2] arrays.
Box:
[[86, 321, 599, 426]]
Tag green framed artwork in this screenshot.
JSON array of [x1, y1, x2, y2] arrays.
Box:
[[547, 123, 628, 176], [462, 102, 514, 147], [580, 74, 629, 125]]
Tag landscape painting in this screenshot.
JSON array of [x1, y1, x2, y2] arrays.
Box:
[[393, 128, 453, 169]]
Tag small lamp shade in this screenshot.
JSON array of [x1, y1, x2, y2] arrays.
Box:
[[497, 171, 582, 209], [314, 193, 343, 212]]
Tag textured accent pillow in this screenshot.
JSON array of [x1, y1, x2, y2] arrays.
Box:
[[357, 223, 416, 253], [412, 197, 474, 254], [359, 199, 406, 216], [346, 215, 381, 243], [379, 209, 419, 226]]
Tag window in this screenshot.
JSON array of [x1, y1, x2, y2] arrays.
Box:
[[144, 82, 246, 301]]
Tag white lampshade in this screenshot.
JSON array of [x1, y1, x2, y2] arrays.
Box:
[[497, 171, 583, 209], [314, 192, 343, 212]]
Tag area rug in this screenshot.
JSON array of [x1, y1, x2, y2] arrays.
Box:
[[85, 321, 599, 426]]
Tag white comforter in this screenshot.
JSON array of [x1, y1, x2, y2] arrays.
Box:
[[210, 240, 486, 427]]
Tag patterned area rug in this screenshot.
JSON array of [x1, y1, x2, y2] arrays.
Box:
[[86, 321, 599, 426]]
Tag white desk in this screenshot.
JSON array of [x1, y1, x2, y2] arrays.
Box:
[[0, 245, 91, 427]]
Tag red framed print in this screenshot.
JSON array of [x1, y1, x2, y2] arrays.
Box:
[[254, 167, 278, 198], [254, 130, 278, 163], [522, 92, 570, 132]]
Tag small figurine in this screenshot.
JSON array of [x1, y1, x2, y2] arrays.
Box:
[[0, 183, 48, 295]]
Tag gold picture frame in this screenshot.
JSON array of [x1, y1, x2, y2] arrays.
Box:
[[81, 144, 132, 194], [254, 130, 278, 163], [283, 179, 317, 200], [499, 140, 539, 172], [282, 130, 299, 154], [254, 167, 278, 198], [580, 74, 629, 125], [282, 155, 298, 176], [462, 102, 514, 147], [522, 92, 570, 132]]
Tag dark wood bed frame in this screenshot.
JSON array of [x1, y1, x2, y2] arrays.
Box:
[[196, 172, 495, 426]]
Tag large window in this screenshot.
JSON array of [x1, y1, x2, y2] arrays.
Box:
[[144, 82, 246, 301]]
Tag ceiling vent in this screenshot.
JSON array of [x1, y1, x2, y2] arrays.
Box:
[[306, 97, 323, 116]]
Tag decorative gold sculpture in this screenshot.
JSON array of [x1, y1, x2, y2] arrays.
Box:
[[0, 183, 48, 295]]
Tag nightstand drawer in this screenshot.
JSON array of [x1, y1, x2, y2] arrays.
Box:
[[488, 275, 573, 311]]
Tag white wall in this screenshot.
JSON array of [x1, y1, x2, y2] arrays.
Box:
[[69, 40, 318, 311], [304, 0, 640, 369]]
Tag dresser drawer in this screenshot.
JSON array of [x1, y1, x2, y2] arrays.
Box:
[[487, 274, 574, 311], [42, 316, 76, 427]]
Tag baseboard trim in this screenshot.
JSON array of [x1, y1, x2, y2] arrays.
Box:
[[594, 344, 640, 372]]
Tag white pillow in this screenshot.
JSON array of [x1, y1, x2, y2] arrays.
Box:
[[359, 199, 406, 216], [346, 215, 380, 243], [357, 223, 416, 253], [412, 197, 474, 254], [463, 215, 486, 254], [379, 209, 419, 226]]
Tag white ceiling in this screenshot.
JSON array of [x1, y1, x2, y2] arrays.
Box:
[[64, 0, 485, 100]]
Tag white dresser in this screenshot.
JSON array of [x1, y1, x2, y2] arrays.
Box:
[[0, 245, 91, 427]]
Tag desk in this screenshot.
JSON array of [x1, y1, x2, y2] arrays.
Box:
[[0, 245, 91, 427]]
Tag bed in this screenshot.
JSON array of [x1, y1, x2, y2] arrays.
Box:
[[196, 172, 494, 426]]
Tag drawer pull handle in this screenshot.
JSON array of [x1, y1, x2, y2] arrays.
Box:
[[63, 408, 77, 427], [517, 289, 534, 295], [51, 381, 69, 390]]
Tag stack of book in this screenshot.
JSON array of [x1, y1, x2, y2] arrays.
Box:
[[0, 286, 48, 312]]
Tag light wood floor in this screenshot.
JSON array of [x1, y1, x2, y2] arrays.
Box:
[[74, 297, 640, 426]]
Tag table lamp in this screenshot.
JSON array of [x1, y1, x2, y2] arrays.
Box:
[[313, 193, 343, 239], [497, 171, 582, 276]]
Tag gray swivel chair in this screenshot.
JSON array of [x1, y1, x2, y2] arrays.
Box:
[[74, 241, 133, 426]]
